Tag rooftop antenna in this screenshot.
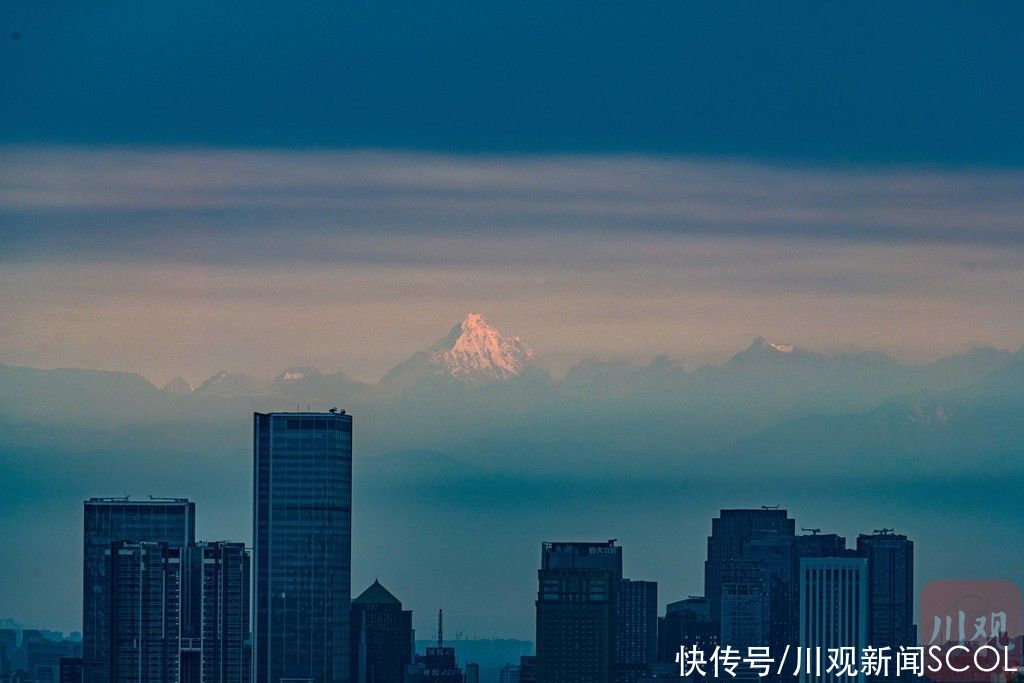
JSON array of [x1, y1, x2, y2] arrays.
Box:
[[437, 609, 444, 648], [802, 527, 821, 535], [873, 528, 895, 535]]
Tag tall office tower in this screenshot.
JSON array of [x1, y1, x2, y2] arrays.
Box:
[[464, 663, 480, 683], [535, 541, 621, 683], [798, 557, 868, 683], [349, 580, 414, 683], [253, 411, 354, 683], [181, 542, 251, 683], [704, 509, 795, 622], [614, 580, 658, 683], [657, 597, 718, 665], [856, 531, 914, 682], [108, 541, 184, 683], [719, 559, 769, 669], [83, 497, 195, 683], [743, 535, 797, 660]]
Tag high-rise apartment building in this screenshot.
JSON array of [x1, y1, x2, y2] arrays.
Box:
[[614, 579, 657, 683], [83, 497, 195, 683], [253, 411, 354, 683], [181, 542, 251, 683], [108, 541, 183, 683]]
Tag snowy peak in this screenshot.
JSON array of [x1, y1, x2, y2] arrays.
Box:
[[428, 313, 536, 382]]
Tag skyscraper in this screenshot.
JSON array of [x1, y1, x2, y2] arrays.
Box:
[[253, 411, 354, 683], [657, 597, 718, 665], [108, 541, 183, 683], [614, 580, 657, 683], [181, 542, 251, 683], [349, 580, 414, 683], [798, 557, 868, 683], [719, 559, 769, 668], [856, 531, 913, 682], [83, 497, 195, 683], [704, 509, 795, 623], [535, 541, 621, 683]]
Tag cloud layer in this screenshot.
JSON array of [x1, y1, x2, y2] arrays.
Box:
[[1, 147, 1023, 383]]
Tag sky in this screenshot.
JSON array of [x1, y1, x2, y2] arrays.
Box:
[[3, 2, 1024, 385], [2, 147, 1024, 385], [3, 3, 1024, 384]]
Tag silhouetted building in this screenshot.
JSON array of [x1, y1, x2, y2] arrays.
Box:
[[719, 559, 768, 674], [704, 509, 794, 623], [794, 532, 846, 559], [518, 656, 536, 683], [742, 534, 797, 667], [59, 657, 83, 683], [181, 542, 251, 683], [798, 557, 867, 683], [406, 647, 463, 682], [614, 580, 657, 683], [497, 663, 518, 683], [464, 662, 480, 683], [0, 630, 15, 676], [657, 597, 718, 665], [83, 497, 195, 683], [253, 411, 353, 683], [21, 637, 82, 683], [349, 580, 413, 683], [536, 541, 621, 683], [109, 541, 183, 683], [857, 531, 914, 682]]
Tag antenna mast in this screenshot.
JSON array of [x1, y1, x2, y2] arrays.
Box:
[[437, 609, 444, 648]]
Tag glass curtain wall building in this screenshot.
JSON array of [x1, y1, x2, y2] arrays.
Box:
[[253, 411, 353, 683]]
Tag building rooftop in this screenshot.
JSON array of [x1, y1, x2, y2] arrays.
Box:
[[353, 579, 402, 606]]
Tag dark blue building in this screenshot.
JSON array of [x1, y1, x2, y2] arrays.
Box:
[[253, 411, 353, 683], [82, 497, 195, 683]]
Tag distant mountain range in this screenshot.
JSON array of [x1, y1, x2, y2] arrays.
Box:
[[1, 313, 1022, 478]]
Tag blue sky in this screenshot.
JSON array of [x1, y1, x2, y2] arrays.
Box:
[[3, 2, 1024, 163]]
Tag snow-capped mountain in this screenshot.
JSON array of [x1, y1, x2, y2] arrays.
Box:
[[429, 313, 536, 381], [380, 313, 539, 388]]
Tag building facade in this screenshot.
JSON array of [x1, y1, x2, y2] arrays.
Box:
[[856, 532, 914, 682], [535, 541, 622, 683], [108, 541, 183, 683], [704, 509, 794, 623], [349, 580, 413, 683], [83, 497, 195, 683], [181, 542, 251, 683], [798, 557, 868, 683], [253, 411, 354, 683], [614, 580, 657, 683]]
